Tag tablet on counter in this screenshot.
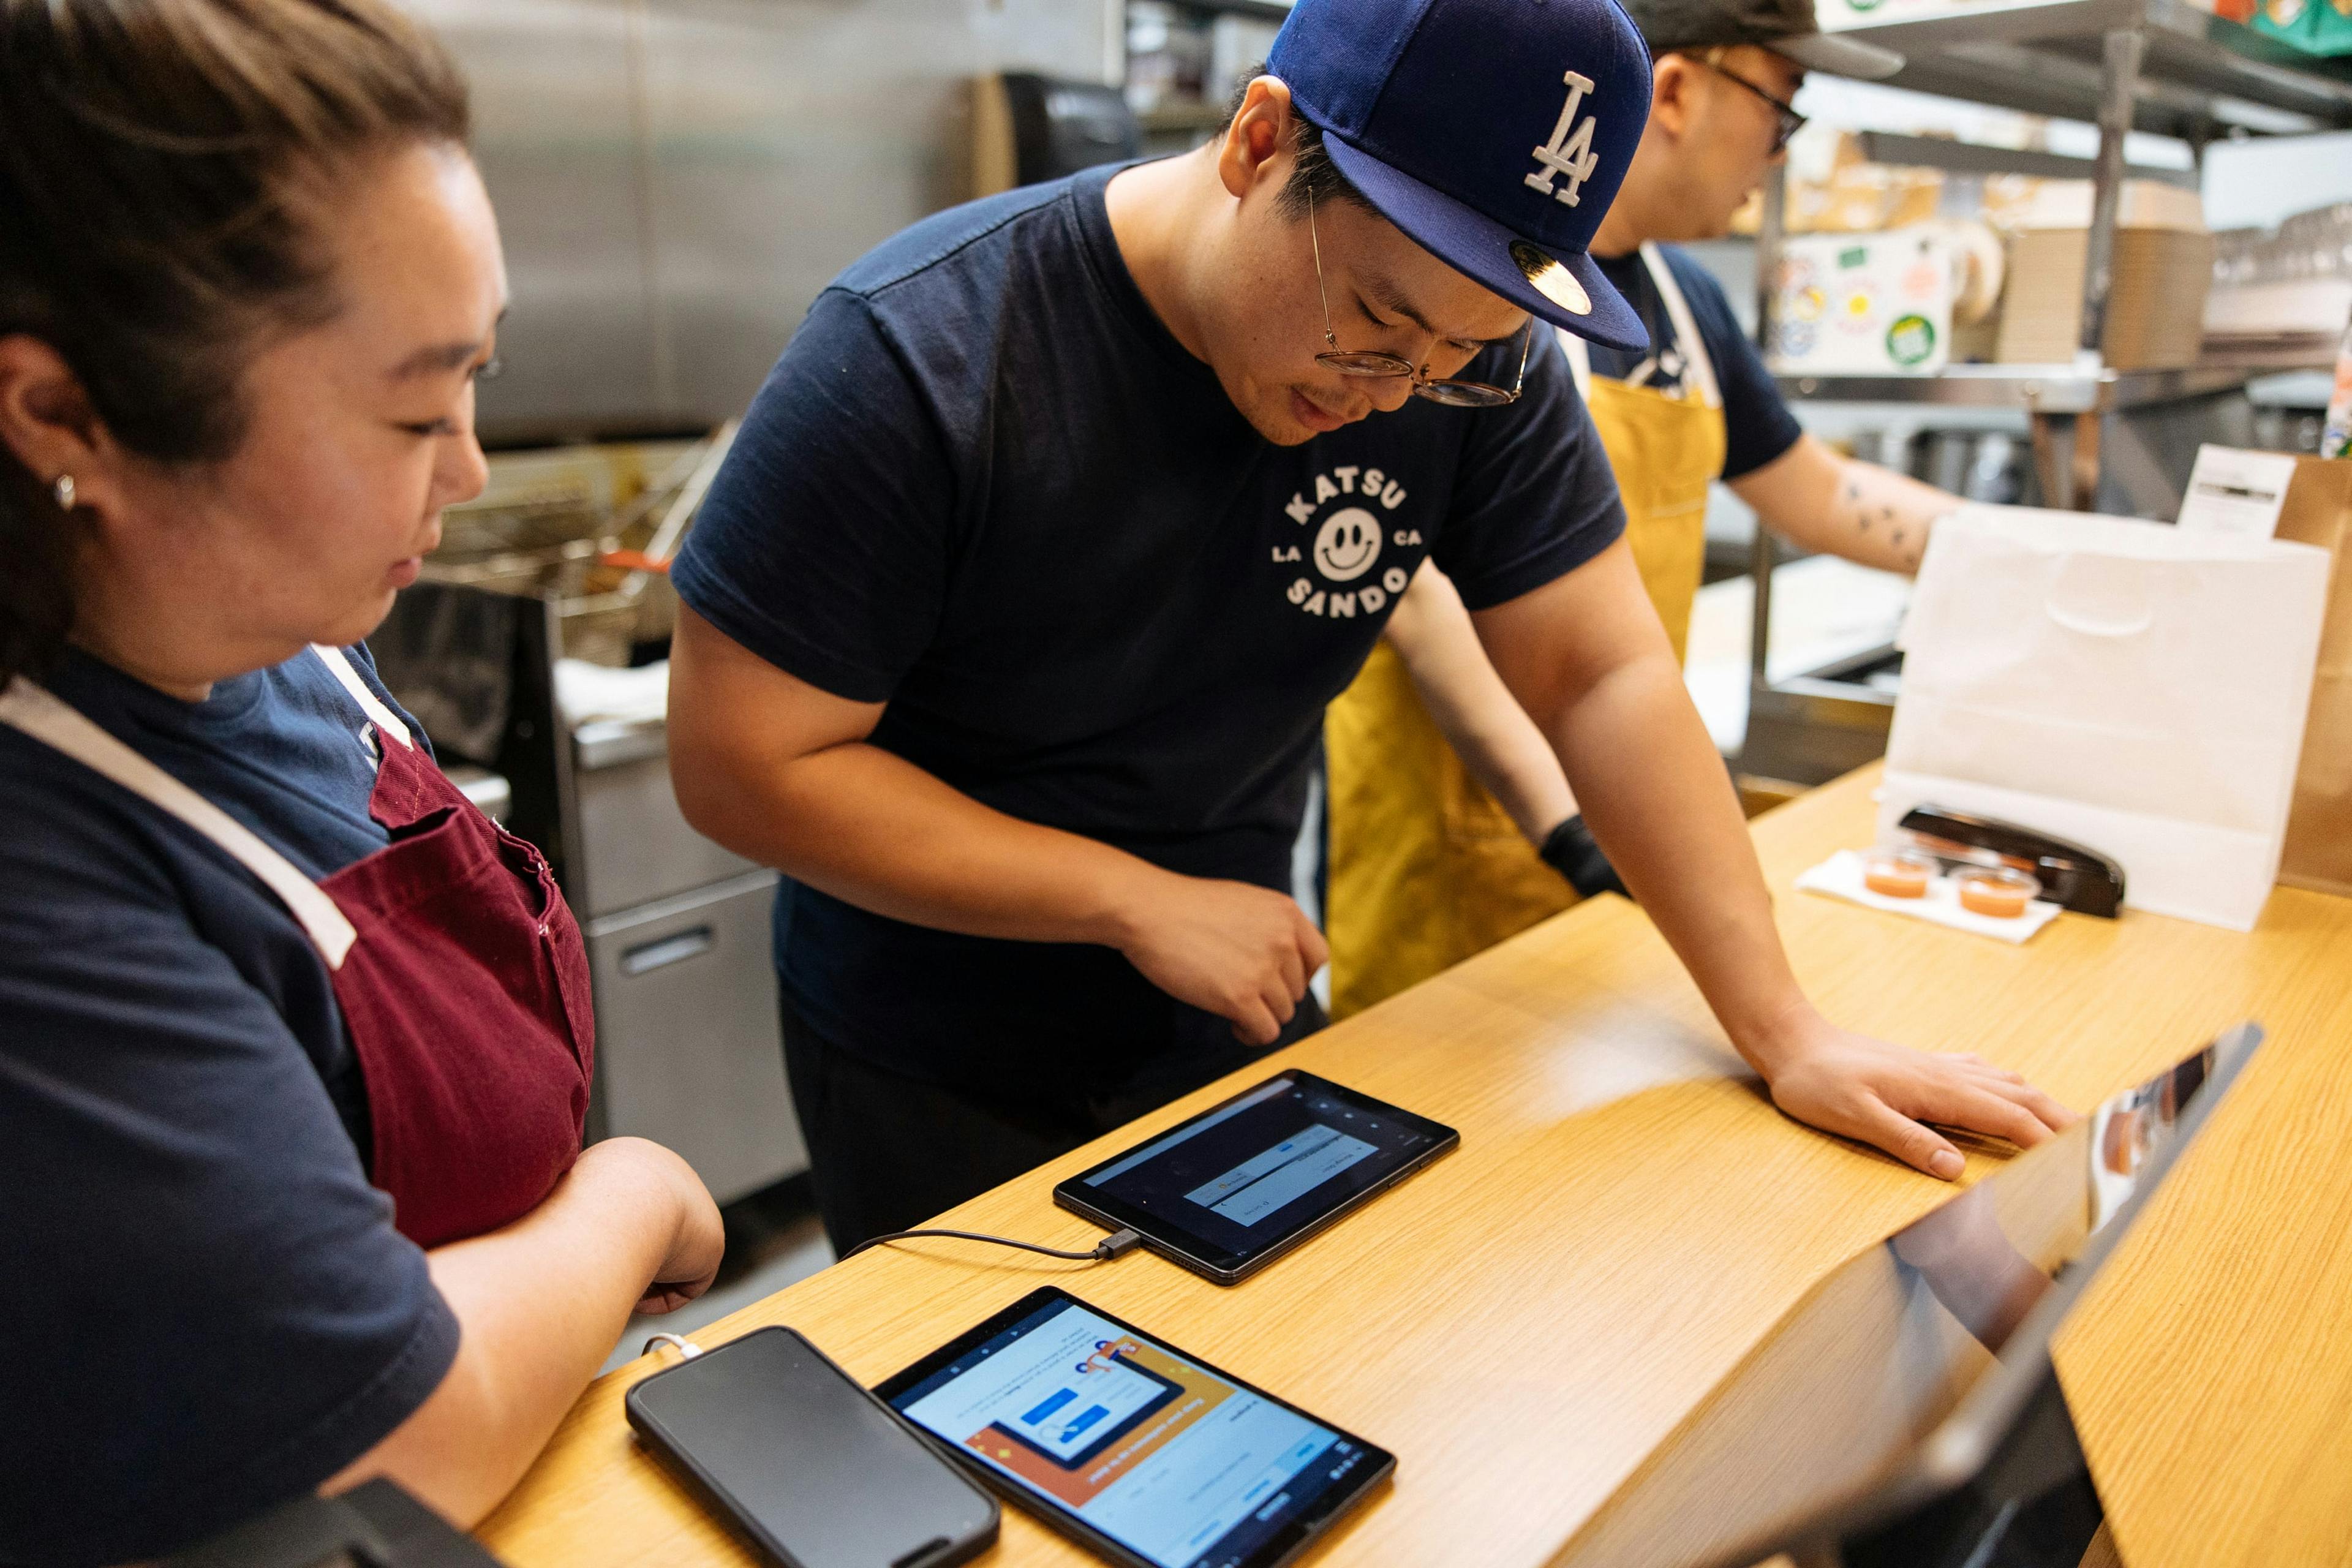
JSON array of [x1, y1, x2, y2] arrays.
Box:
[[1054, 1071, 1459, 1284], [874, 1287, 1394, 1568]]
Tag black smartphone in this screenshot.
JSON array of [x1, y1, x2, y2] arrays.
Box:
[[625, 1327, 999, 1568]]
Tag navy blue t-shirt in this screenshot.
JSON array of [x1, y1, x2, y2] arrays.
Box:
[[674, 162, 1625, 1088], [0, 647, 459, 1567], [1589, 244, 1803, 482]]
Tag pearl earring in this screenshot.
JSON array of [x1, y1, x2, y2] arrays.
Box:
[[52, 474, 75, 510]]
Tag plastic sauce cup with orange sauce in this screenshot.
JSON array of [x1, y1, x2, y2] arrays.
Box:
[[1862, 848, 1938, 899], [1957, 867, 2040, 919]]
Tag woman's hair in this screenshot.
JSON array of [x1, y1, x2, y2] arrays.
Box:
[[0, 0, 471, 686]]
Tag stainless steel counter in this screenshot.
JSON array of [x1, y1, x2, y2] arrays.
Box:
[[569, 707, 807, 1206], [400, 0, 1119, 445]]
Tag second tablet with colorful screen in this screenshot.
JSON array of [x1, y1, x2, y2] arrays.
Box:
[[875, 1287, 1393, 1568], [1054, 1071, 1457, 1283]]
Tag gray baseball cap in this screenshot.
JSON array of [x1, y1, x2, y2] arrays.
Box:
[[1618, 0, 1905, 80]]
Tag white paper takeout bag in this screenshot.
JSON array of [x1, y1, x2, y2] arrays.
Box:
[[1879, 507, 2332, 931]]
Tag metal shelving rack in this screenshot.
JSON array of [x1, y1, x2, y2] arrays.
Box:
[[1739, 0, 2352, 784]]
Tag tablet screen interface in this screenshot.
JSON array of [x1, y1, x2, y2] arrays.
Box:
[[884, 1295, 1382, 1568], [1071, 1074, 1450, 1262]]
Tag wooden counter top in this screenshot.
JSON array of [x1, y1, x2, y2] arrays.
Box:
[[478, 766, 2352, 1568]]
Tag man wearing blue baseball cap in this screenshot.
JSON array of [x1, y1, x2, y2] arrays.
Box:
[[668, 0, 2073, 1251], [1327, 0, 1992, 1016]]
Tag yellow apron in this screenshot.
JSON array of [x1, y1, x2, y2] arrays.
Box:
[[1325, 244, 1729, 1019]]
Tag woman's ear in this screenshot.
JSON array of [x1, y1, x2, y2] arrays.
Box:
[[0, 336, 115, 513]]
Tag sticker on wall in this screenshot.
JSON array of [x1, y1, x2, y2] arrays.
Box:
[[1774, 320, 1819, 359], [1887, 314, 1938, 367]]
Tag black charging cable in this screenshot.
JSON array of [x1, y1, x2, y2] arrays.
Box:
[[634, 1229, 1146, 1363], [842, 1226, 1146, 1265]]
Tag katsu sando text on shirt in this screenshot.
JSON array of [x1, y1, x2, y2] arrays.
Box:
[[1273, 464, 1424, 619]]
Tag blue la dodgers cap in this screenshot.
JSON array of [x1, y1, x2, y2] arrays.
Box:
[[1268, 0, 1656, 352]]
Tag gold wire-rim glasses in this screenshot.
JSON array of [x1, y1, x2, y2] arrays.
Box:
[[1305, 187, 1534, 409]]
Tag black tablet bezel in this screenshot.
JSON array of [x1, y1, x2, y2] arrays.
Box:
[[1052, 1071, 1460, 1284], [873, 1287, 1396, 1568]]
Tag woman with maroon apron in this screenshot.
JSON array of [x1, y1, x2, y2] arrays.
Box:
[[1, 646, 595, 1250], [0, 4, 723, 1562]]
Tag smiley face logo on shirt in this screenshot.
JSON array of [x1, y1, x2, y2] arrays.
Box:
[[1277, 463, 1417, 621], [1313, 508, 1382, 582]]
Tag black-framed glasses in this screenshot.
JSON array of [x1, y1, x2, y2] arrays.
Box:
[[1306, 189, 1533, 409], [1698, 47, 1807, 156]]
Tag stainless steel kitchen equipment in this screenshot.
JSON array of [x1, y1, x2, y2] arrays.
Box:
[[443, 764, 514, 823], [571, 713, 805, 1207], [375, 573, 807, 1209], [398, 0, 1120, 447]]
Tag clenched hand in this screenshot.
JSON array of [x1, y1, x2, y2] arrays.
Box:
[[1117, 872, 1328, 1046]]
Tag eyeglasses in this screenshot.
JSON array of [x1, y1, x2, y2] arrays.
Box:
[[1306, 188, 1532, 409], [1697, 47, 1807, 156]]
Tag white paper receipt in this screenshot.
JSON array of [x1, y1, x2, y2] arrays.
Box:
[[2176, 445, 2299, 539]]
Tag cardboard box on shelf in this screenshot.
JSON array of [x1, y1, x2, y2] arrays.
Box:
[[1994, 179, 2212, 369], [2012, 179, 2206, 231], [1731, 130, 1946, 237]]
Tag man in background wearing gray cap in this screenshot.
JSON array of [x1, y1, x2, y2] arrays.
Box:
[[1330, 0, 1998, 1019]]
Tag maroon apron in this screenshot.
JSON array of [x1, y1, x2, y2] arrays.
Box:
[[0, 647, 594, 1249]]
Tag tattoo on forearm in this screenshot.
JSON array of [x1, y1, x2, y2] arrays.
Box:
[[1821, 468, 1939, 572]]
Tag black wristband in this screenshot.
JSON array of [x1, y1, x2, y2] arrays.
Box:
[[1538, 815, 1630, 901]]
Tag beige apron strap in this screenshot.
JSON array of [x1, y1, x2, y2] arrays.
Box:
[[0, 677, 358, 968], [1557, 326, 1593, 402], [309, 644, 413, 750], [1640, 241, 1722, 410]]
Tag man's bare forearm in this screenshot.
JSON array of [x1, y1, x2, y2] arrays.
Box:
[[1732, 434, 1957, 576], [1479, 551, 2078, 1176], [1385, 564, 1578, 843], [1809, 459, 1952, 573], [666, 609, 1324, 1042], [684, 737, 1169, 948], [1543, 650, 1814, 1071], [666, 608, 1170, 948]]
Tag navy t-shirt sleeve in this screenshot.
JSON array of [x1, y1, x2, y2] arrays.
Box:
[[1666, 248, 1804, 482], [673, 288, 959, 703], [0, 824, 458, 1565], [1431, 328, 1629, 612]]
